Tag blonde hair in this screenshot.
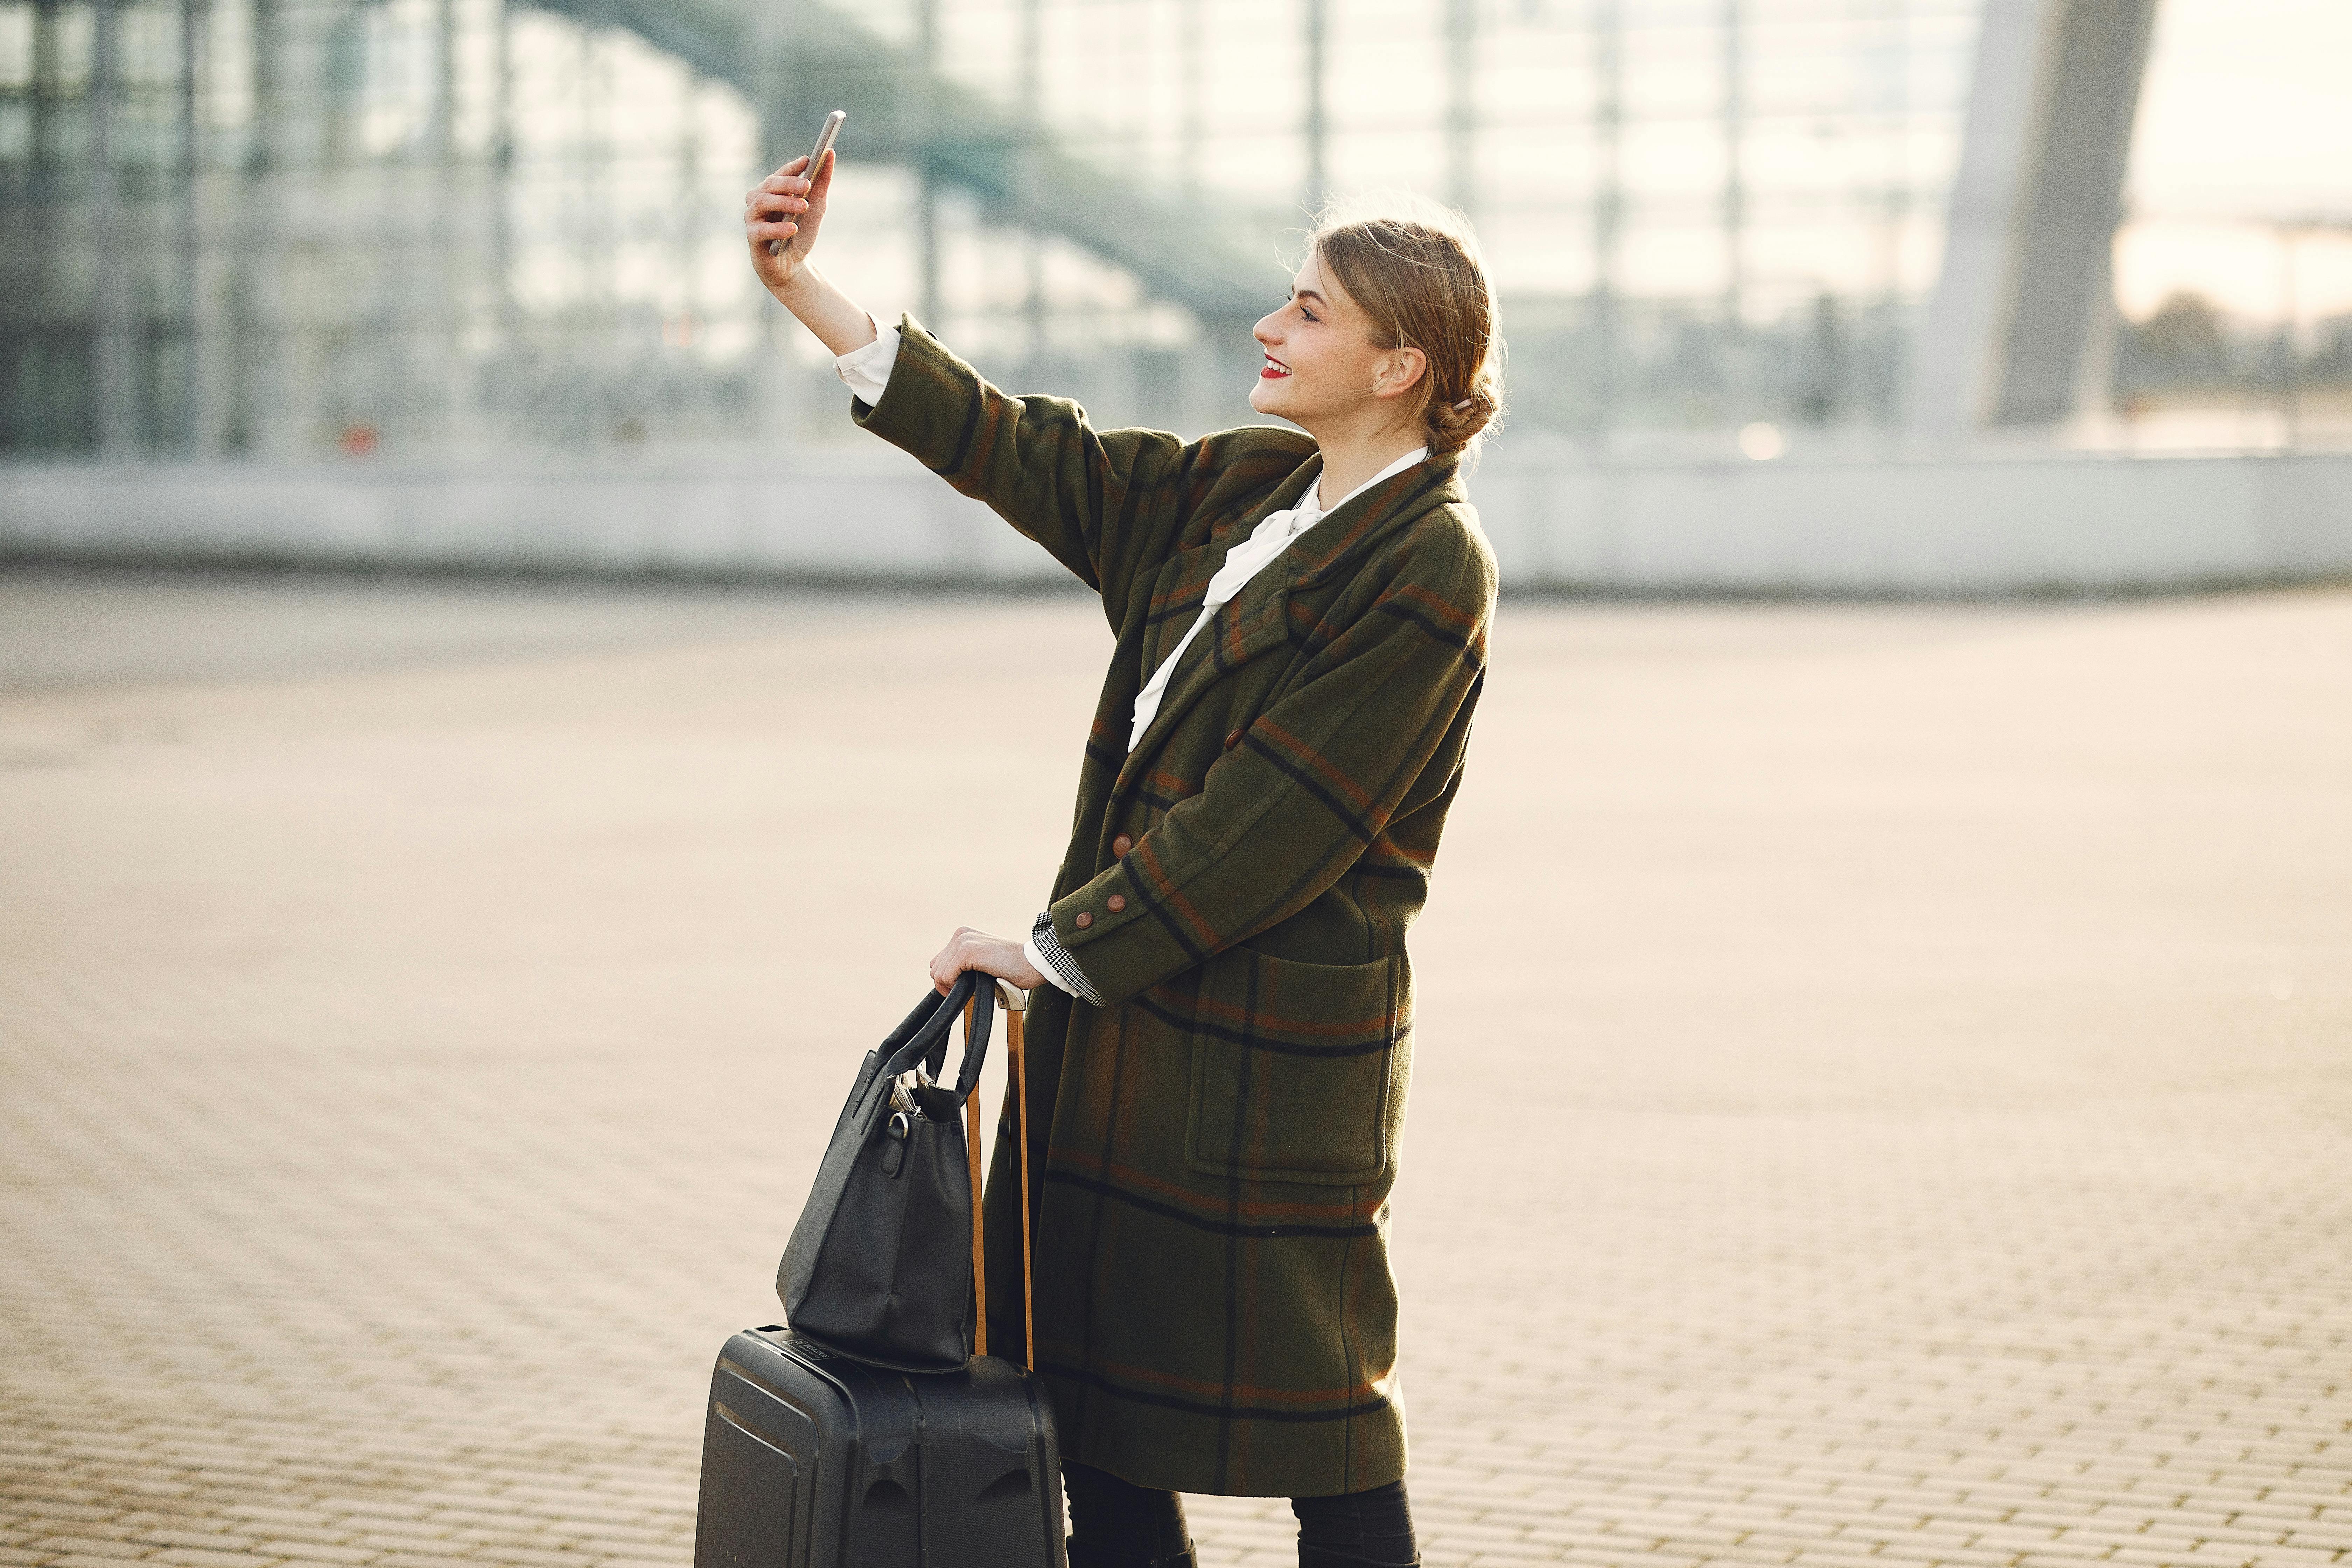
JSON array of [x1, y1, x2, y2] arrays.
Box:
[[1306, 193, 1504, 456]]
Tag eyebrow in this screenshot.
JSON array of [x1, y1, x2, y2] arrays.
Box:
[[1294, 289, 1328, 308]]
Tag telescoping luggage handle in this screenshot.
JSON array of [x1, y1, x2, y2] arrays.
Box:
[[959, 979, 1037, 1371]]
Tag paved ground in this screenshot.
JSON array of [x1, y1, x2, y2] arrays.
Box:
[[1, 569, 2347, 1568]]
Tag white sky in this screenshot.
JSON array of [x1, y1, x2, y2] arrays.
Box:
[[2118, 0, 2352, 323]]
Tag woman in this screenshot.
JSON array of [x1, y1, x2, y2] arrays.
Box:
[[746, 148, 1499, 1568]]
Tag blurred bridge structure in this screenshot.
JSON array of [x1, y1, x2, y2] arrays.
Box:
[[0, 0, 1288, 458], [533, 0, 1281, 326], [2, 0, 2349, 591]]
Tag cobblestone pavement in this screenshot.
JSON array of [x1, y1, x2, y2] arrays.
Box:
[[2, 571, 2347, 1568]]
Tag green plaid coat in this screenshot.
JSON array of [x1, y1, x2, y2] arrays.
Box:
[[853, 319, 1497, 1498]]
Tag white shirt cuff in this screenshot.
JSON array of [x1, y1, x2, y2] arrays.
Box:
[[833, 317, 901, 406], [1023, 932, 1071, 996]]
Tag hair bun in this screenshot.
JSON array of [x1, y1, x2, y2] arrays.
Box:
[[1424, 378, 1499, 454]]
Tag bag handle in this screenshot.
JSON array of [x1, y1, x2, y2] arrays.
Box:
[[875, 968, 993, 1103], [964, 995, 988, 1359]]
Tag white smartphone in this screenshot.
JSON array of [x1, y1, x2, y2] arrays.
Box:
[[770, 110, 847, 258]]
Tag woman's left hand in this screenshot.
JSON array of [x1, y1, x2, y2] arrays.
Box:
[[929, 926, 1047, 996]]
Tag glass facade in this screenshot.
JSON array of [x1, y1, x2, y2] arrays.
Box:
[[2, 0, 2342, 458]]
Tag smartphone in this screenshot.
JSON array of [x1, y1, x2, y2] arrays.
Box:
[[770, 110, 846, 258]]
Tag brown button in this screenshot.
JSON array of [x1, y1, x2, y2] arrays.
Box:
[[1107, 894, 1126, 912], [1224, 727, 1245, 750], [1074, 912, 1092, 930], [1111, 834, 1133, 858]]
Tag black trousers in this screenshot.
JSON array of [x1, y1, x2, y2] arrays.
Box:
[[1063, 1461, 1418, 1568]]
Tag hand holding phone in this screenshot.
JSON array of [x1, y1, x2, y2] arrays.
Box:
[[745, 111, 845, 295], [746, 110, 874, 354], [769, 111, 846, 259]]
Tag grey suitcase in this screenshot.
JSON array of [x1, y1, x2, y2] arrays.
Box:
[[694, 981, 1065, 1568]]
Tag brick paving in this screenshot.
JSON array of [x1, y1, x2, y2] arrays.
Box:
[[1, 571, 2347, 1568]]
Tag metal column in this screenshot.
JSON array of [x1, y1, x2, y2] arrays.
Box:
[[1721, 0, 1744, 326], [92, 0, 134, 455], [1303, 0, 1327, 214], [1908, 0, 2158, 432], [1445, 0, 1475, 219], [1590, 0, 1623, 437]]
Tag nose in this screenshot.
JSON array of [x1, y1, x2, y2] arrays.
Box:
[[1253, 310, 1284, 349]]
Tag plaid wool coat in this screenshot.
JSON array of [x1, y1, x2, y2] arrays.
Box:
[[853, 319, 1497, 1499]]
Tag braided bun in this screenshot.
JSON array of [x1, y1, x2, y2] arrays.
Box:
[[1424, 376, 1500, 455]]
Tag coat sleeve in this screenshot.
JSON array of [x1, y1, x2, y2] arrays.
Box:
[[851, 315, 1258, 627], [1040, 524, 1497, 1008]]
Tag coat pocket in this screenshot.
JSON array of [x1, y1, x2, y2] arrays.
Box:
[[1185, 947, 1407, 1187]]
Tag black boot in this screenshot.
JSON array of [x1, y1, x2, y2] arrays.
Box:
[[1065, 1539, 1197, 1568], [1293, 1476, 1419, 1567], [1300, 1550, 1419, 1568]]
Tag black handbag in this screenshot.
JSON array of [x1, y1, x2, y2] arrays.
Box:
[[778, 968, 999, 1371]]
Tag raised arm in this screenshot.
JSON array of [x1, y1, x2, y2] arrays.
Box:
[[745, 153, 1308, 620], [853, 323, 1305, 622]]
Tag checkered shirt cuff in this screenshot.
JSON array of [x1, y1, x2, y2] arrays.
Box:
[[1026, 910, 1106, 1006]]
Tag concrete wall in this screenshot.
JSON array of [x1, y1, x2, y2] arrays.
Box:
[[1472, 450, 2352, 594], [5, 447, 2349, 595]]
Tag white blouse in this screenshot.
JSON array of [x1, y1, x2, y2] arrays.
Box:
[[1122, 443, 1427, 749], [838, 321, 1428, 998]]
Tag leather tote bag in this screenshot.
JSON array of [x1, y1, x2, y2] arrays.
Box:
[[778, 968, 997, 1371]]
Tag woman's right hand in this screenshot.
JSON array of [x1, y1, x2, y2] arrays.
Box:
[[744, 148, 833, 300]]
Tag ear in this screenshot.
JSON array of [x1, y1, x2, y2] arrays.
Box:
[[1370, 346, 1428, 402]]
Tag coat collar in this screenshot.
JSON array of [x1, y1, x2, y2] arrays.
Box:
[[1115, 445, 1465, 792], [1273, 446, 1465, 589]]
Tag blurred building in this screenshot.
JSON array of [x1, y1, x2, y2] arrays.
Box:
[[2, 0, 2347, 590]]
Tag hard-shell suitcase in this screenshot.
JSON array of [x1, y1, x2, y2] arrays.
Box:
[[694, 981, 1066, 1568], [698, 1326, 1065, 1568]]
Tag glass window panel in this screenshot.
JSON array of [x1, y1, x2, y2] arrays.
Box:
[[0, 3, 31, 89], [1620, 119, 1725, 201], [1486, 205, 1596, 295], [1620, 218, 1728, 296], [50, 4, 94, 90]]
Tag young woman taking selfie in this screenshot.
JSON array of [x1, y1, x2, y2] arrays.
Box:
[[744, 145, 1500, 1568]]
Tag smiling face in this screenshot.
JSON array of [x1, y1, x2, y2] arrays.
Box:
[[1248, 247, 1427, 441]]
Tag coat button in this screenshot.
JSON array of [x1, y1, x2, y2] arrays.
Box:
[[1107, 895, 1126, 912], [1111, 835, 1132, 858], [1224, 727, 1245, 750], [1074, 912, 1092, 930]]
